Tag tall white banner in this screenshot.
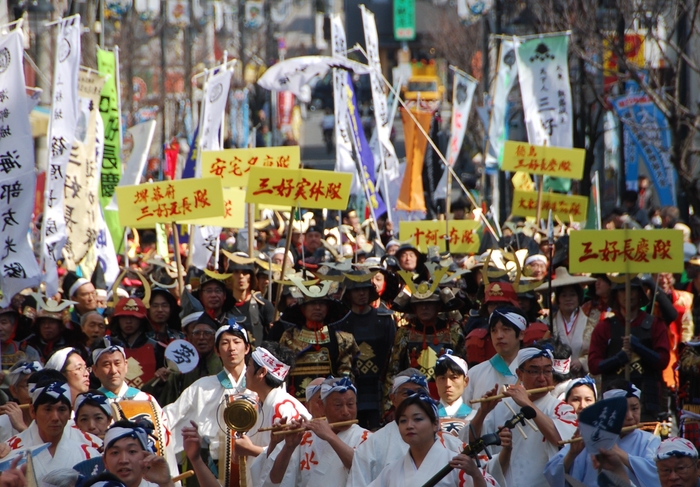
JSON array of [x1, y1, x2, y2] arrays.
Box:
[[331, 15, 360, 194], [42, 16, 81, 297], [515, 35, 573, 149], [0, 29, 41, 306], [486, 39, 518, 169], [192, 67, 232, 269], [434, 70, 477, 201], [360, 7, 400, 182]]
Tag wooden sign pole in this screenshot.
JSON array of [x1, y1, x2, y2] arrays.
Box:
[[171, 222, 185, 296]]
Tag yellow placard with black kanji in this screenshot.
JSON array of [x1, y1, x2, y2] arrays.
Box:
[[502, 141, 586, 180], [569, 229, 684, 274], [511, 190, 588, 222], [178, 187, 245, 228], [400, 220, 481, 254], [116, 178, 225, 227], [202, 146, 301, 187], [245, 167, 352, 210]]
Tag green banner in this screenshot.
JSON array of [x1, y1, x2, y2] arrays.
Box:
[[97, 47, 124, 251], [393, 0, 415, 41]]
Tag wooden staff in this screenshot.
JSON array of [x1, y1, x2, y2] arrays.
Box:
[[171, 222, 185, 295], [501, 385, 539, 433], [273, 419, 358, 436], [172, 470, 194, 482], [557, 424, 641, 446], [259, 417, 327, 432], [468, 386, 555, 404], [624, 223, 631, 381], [273, 206, 296, 321]]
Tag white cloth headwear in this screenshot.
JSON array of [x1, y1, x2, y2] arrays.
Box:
[[251, 347, 290, 381], [391, 373, 428, 393], [104, 425, 154, 452], [602, 384, 641, 400], [320, 377, 357, 400], [45, 347, 78, 372], [437, 349, 468, 376], [516, 346, 554, 368], [31, 381, 72, 406], [215, 321, 250, 344], [181, 312, 204, 329], [92, 337, 127, 364], [525, 254, 548, 266], [553, 357, 571, 375], [564, 375, 597, 400], [305, 383, 323, 402], [68, 278, 91, 298], [490, 308, 528, 331], [7, 361, 42, 386], [74, 392, 112, 418], [656, 437, 699, 460]]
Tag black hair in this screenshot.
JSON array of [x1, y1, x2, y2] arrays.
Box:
[[434, 358, 466, 378], [81, 473, 125, 487], [28, 369, 65, 386], [89, 337, 126, 366], [215, 324, 252, 349], [565, 381, 597, 402], [250, 341, 295, 389], [75, 389, 109, 414], [32, 374, 71, 408], [554, 284, 584, 307], [606, 377, 635, 394], [487, 306, 527, 337], [536, 337, 572, 383], [395, 393, 438, 425]]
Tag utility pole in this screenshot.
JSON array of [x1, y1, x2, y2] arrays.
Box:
[[160, 0, 168, 180]]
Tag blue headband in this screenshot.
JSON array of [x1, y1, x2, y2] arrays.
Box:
[[516, 344, 555, 368], [104, 425, 155, 453], [437, 349, 469, 376], [320, 377, 357, 400], [31, 381, 72, 407], [215, 320, 250, 345], [402, 391, 439, 420], [74, 392, 112, 418], [564, 375, 598, 400], [392, 373, 429, 393]]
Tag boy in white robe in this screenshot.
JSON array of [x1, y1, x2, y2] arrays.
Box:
[[264, 377, 371, 487], [466, 346, 578, 487], [435, 351, 475, 436]]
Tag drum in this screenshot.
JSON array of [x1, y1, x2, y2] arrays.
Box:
[[110, 400, 166, 458]]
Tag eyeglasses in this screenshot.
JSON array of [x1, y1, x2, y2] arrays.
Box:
[[658, 463, 696, 476], [192, 330, 215, 337], [523, 368, 553, 377], [66, 364, 91, 375]]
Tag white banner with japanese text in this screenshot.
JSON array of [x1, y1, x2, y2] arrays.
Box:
[[486, 39, 518, 169], [0, 29, 41, 306], [42, 16, 81, 297]]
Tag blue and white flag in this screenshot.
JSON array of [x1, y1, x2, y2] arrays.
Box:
[[578, 395, 628, 455]]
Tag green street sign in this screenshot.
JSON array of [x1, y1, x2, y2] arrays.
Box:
[[394, 0, 416, 41]]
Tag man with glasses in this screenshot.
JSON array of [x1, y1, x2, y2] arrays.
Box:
[[468, 345, 578, 487], [655, 437, 700, 487]]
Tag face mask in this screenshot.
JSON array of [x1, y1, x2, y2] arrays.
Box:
[[651, 216, 662, 226]]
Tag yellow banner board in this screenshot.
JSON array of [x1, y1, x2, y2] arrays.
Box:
[[116, 177, 225, 227], [502, 141, 586, 180], [511, 190, 588, 222], [202, 146, 301, 187], [399, 220, 481, 254], [245, 167, 352, 210], [569, 229, 684, 274], [179, 187, 245, 228]]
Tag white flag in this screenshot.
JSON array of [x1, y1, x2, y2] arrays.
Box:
[[42, 16, 81, 297], [0, 29, 41, 306], [192, 67, 232, 270], [434, 70, 477, 201], [515, 35, 573, 149], [486, 39, 518, 169], [360, 6, 400, 181], [331, 15, 360, 194]]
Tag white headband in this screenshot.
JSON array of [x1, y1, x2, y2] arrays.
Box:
[[391, 374, 428, 394], [74, 392, 112, 418], [69, 278, 91, 298], [7, 361, 42, 386], [31, 381, 72, 406], [45, 348, 78, 372], [602, 385, 642, 400], [516, 347, 554, 368], [305, 383, 323, 402], [657, 437, 699, 461], [437, 350, 468, 376], [215, 322, 250, 344], [320, 377, 357, 400], [104, 425, 153, 452], [92, 337, 126, 364], [181, 312, 204, 329], [553, 357, 571, 375], [490, 309, 528, 331], [525, 255, 548, 266], [251, 347, 290, 381]]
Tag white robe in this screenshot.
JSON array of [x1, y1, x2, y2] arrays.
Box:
[[5, 421, 100, 483], [553, 309, 591, 372], [366, 437, 500, 487], [464, 394, 577, 487], [461, 357, 518, 412], [163, 368, 246, 460], [0, 414, 17, 443], [262, 424, 370, 487], [347, 420, 466, 487]]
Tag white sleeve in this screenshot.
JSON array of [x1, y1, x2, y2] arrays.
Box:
[[346, 437, 376, 487]]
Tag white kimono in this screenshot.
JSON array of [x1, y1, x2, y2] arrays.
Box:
[[367, 437, 500, 487], [5, 421, 100, 483], [347, 420, 465, 487], [466, 394, 578, 487], [553, 309, 592, 373], [0, 414, 17, 443], [461, 356, 518, 412], [263, 424, 370, 487], [164, 368, 247, 460]]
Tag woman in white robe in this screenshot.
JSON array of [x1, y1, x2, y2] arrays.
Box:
[[368, 392, 498, 487]]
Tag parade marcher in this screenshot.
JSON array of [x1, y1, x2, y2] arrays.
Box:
[[654, 437, 700, 487], [0, 361, 41, 441], [0, 306, 40, 378], [525, 254, 548, 281], [467, 346, 578, 487], [74, 391, 112, 439], [347, 369, 465, 487], [367, 392, 497, 487], [588, 277, 671, 421], [193, 273, 235, 325], [4, 374, 100, 483], [581, 274, 616, 338], [536, 267, 596, 376], [295, 225, 327, 269], [462, 307, 526, 410], [278, 280, 358, 403], [147, 287, 184, 344], [304, 377, 326, 418], [163, 321, 250, 471], [544, 381, 661, 487], [45, 347, 90, 403], [434, 350, 474, 436], [80, 311, 108, 346], [394, 244, 430, 282], [23, 297, 80, 363], [386, 279, 465, 400], [562, 375, 597, 414], [266, 376, 370, 487], [62, 272, 98, 327], [339, 272, 396, 429]]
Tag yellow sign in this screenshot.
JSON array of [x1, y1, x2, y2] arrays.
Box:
[[512, 171, 535, 192], [511, 190, 588, 222], [399, 220, 481, 254], [179, 187, 245, 228], [202, 146, 301, 187], [569, 229, 684, 274], [116, 178, 225, 227], [245, 167, 352, 210], [502, 141, 586, 180]]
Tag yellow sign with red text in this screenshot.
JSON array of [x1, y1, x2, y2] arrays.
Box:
[[502, 141, 585, 180], [179, 187, 245, 228], [569, 229, 684, 274], [116, 177, 225, 227], [245, 167, 352, 210], [399, 220, 481, 254], [511, 190, 588, 222], [202, 146, 301, 187]]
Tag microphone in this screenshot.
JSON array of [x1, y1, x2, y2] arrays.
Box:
[[500, 405, 536, 431]]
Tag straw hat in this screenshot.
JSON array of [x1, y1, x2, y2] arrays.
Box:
[[534, 267, 595, 292]]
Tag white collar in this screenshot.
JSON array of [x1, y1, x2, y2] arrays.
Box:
[[440, 397, 464, 416]]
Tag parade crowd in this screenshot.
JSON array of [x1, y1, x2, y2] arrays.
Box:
[[1, 203, 700, 487]]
